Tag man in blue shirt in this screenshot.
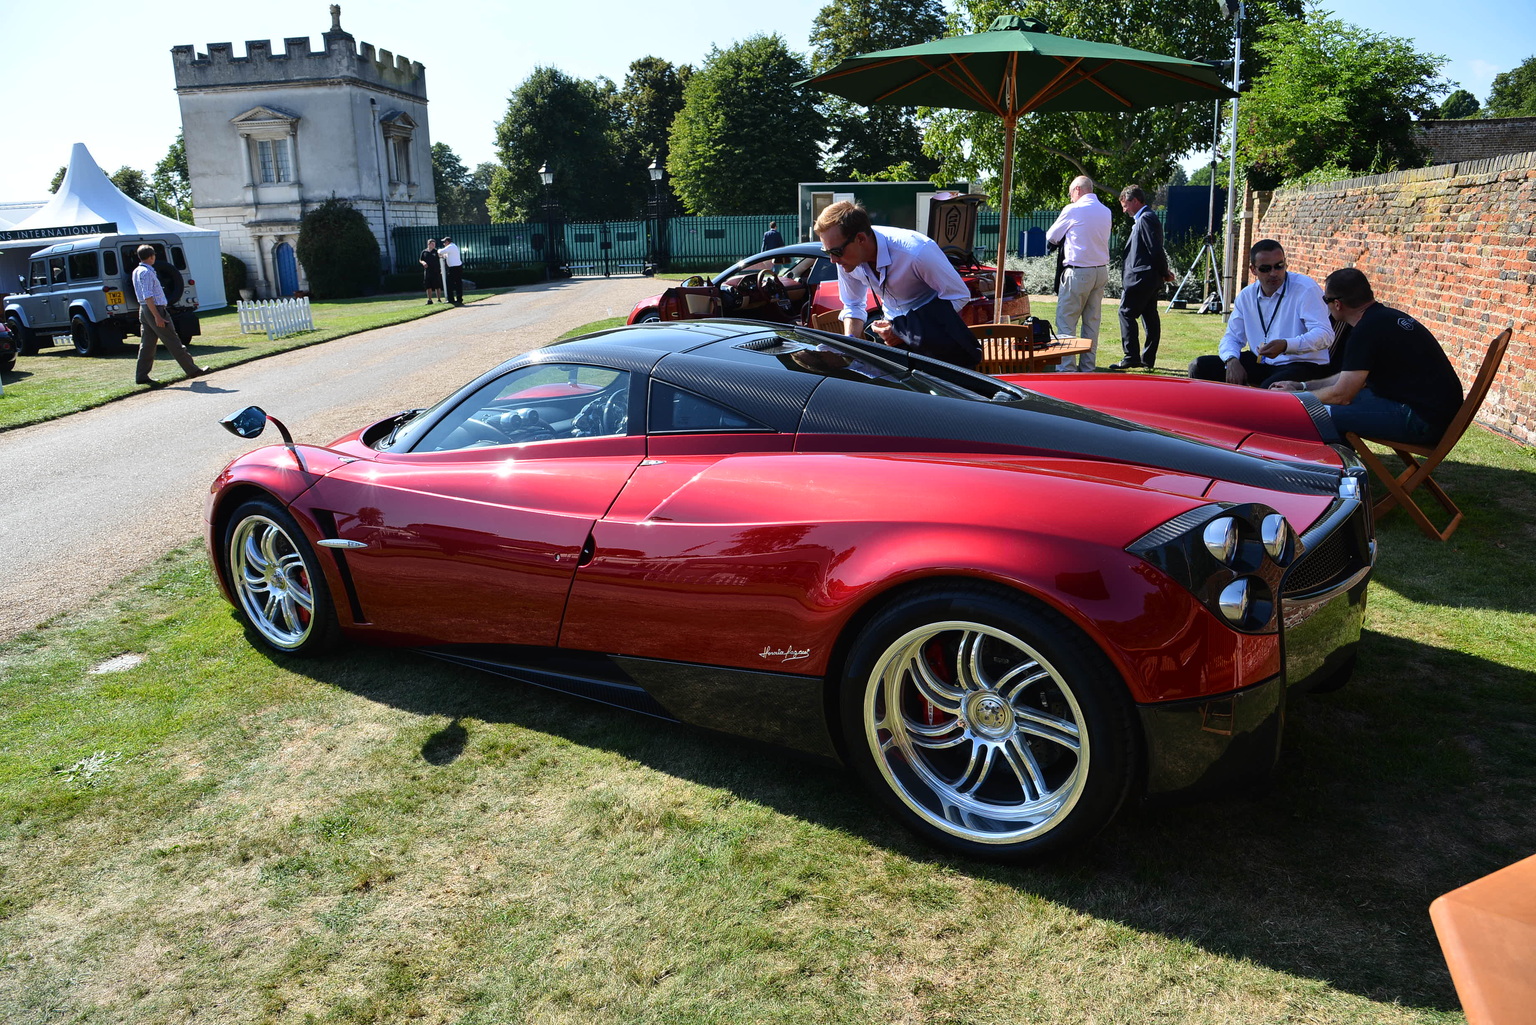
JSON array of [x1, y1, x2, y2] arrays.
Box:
[[132, 246, 206, 386], [812, 200, 980, 369]]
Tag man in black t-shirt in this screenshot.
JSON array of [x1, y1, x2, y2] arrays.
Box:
[[1268, 268, 1463, 445]]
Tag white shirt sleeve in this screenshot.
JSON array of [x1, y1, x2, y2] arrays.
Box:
[[836, 270, 871, 324], [1285, 276, 1336, 355]]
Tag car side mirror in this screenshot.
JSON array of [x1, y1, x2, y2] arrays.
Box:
[[220, 405, 269, 439], [220, 405, 296, 446]]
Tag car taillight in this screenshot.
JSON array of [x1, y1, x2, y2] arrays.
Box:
[[187, 278, 196, 286]]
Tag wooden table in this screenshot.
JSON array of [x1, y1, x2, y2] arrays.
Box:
[[976, 335, 1093, 375]]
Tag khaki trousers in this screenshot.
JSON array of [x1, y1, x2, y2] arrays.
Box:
[[136, 306, 200, 381]]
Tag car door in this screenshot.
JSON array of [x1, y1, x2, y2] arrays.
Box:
[[301, 364, 644, 646]]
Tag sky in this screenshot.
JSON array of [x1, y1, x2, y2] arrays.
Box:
[[2, 0, 1531, 204]]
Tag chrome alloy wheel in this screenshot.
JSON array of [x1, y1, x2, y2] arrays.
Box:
[[229, 514, 318, 650], [863, 620, 1088, 845]]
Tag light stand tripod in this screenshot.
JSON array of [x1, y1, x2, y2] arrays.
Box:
[[1168, 99, 1227, 314]]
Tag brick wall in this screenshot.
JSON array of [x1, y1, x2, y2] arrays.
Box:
[[1257, 151, 1535, 445], [1419, 118, 1536, 165]]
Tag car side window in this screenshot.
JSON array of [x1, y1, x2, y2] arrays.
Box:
[[68, 252, 100, 281], [412, 364, 631, 453], [649, 381, 767, 433], [103, 251, 118, 276], [49, 258, 67, 285], [29, 261, 49, 289]]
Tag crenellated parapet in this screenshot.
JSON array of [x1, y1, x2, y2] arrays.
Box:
[[171, 10, 426, 97]]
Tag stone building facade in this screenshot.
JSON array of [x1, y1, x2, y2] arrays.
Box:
[[1257, 151, 1536, 444], [172, 6, 435, 297]]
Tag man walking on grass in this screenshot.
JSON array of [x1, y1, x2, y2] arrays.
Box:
[[132, 245, 206, 387]]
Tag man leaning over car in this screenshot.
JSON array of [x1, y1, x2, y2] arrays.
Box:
[[813, 200, 980, 370]]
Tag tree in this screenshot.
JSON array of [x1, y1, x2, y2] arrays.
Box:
[[489, 67, 629, 222], [48, 166, 66, 193], [153, 131, 192, 220], [109, 167, 151, 207], [668, 35, 824, 215], [808, 0, 945, 180], [296, 197, 381, 299], [432, 143, 490, 223], [1238, 11, 1448, 187], [1485, 55, 1536, 117], [614, 57, 691, 213], [1437, 89, 1481, 119], [924, 0, 1302, 213]]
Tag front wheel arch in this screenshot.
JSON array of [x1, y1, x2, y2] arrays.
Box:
[[219, 493, 342, 656]]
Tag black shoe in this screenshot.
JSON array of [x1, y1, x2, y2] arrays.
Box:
[[136, 377, 160, 386], [187, 366, 211, 379], [1109, 360, 1145, 370]]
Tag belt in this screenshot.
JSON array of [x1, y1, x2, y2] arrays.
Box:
[[1066, 264, 1106, 269]]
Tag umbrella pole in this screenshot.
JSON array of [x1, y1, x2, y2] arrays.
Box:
[[994, 114, 1016, 324]]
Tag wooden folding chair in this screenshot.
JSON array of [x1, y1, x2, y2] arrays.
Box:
[[810, 309, 843, 333], [971, 323, 1037, 375], [1344, 326, 1512, 541]]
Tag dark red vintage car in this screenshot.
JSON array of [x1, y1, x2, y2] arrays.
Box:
[[209, 320, 1373, 860], [627, 195, 1028, 329]]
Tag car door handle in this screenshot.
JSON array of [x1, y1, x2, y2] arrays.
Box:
[[317, 539, 368, 549]]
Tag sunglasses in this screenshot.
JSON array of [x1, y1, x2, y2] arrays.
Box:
[[822, 232, 862, 259], [1322, 295, 1339, 304], [1254, 260, 1287, 274]]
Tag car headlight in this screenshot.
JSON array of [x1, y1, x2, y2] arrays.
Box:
[[1128, 503, 1293, 635], [1260, 513, 1293, 563]]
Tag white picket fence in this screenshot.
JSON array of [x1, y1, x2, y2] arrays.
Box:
[[237, 297, 315, 340]]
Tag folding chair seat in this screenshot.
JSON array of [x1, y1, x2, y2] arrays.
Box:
[[1344, 326, 1512, 541]]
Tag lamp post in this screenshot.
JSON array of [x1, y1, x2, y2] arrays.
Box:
[[1219, 0, 1244, 315], [538, 163, 559, 280], [646, 158, 665, 275]]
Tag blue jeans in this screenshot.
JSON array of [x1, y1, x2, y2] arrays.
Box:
[[1326, 387, 1440, 446]]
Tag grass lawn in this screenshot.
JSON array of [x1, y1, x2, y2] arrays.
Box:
[[2, 309, 1533, 1020], [0, 290, 507, 433]]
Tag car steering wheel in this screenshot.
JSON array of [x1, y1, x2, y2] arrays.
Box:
[[573, 390, 629, 436], [759, 269, 790, 311]]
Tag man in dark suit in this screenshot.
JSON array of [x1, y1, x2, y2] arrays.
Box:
[[1112, 185, 1171, 370]]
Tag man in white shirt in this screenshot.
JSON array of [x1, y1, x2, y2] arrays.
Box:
[[1045, 175, 1112, 371], [131, 245, 206, 386], [1188, 240, 1335, 386], [813, 200, 980, 369], [440, 236, 464, 305]]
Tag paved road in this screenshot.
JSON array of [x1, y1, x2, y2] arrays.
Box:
[[0, 276, 663, 642]]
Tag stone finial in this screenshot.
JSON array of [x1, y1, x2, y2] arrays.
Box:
[[330, 5, 342, 31]]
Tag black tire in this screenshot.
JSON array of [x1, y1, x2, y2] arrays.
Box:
[[1, 354, 14, 374], [156, 261, 185, 305], [70, 313, 101, 356], [7, 314, 40, 356], [221, 497, 342, 656], [636, 308, 662, 323], [840, 583, 1137, 860]]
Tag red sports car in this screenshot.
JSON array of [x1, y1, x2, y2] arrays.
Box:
[[628, 239, 1027, 329], [208, 320, 1374, 860]]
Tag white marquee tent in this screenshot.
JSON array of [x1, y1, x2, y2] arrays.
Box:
[[0, 143, 226, 309]]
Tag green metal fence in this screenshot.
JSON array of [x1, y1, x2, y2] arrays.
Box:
[[392, 208, 1119, 276]]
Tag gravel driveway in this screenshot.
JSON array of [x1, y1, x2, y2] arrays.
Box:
[[0, 276, 664, 642]]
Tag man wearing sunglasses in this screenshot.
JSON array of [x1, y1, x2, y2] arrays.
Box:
[[1188, 240, 1334, 386], [813, 200, 980, 369], [1268, 268, 1462, 446]]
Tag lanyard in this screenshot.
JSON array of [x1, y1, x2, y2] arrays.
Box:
[[1256, 273, 1288, 337]]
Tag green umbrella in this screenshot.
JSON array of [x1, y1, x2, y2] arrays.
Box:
[[803, 15, 1235, 322]]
